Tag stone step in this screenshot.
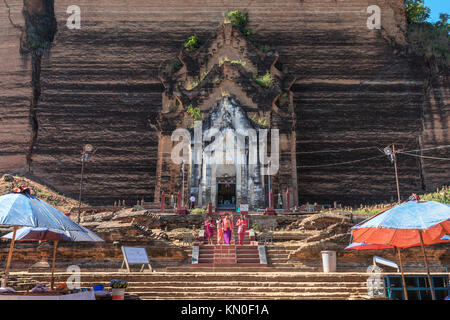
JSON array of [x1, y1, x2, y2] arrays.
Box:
[[12, 278, 368, 300], [213, 259, 237, 264], [235, 252, 259, 256], [115, 286, 367, 293], [14, 272, 372, 282], [266, 256, 291, 260], [236, 259, 261, 264], [137, 295, 364, 300], [125, 291, 363, 299], [266, 249, 295, 253], [266, 246, 301, 250], [70, 281, 367, 288], [213, 249, 237, 253], [267, 259, 291, 263], [235, 253, 259, 258], [268, 257, 294, 262], [182, 264, 268, 268]]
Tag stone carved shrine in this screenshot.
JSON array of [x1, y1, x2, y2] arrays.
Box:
[[155, 22, 298, 210]]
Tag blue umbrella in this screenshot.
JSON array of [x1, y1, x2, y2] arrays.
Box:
[[0, 193, 84, 231], [2, 226, 104, 242], [0, 192, 85, 280], [351, 200, 450, 300], [442, 235, 450, 240], [351, 201, 450, 246], [2, 226, 103, 289]]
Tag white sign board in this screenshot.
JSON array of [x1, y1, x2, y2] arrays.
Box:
[[121, 246, 152, 272], [240, 203, 249, 212], [122, 247, 150, 264]]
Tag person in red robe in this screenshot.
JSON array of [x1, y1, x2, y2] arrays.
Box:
[[223, 214, 233, 245], [204, 217, 215, 245], [216, 218, 224, 244], [236, 215, 247, 245]]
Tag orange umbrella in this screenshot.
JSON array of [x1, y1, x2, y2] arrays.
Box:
[[351, 200, 450, 300]]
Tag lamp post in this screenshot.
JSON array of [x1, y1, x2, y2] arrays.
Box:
[[384, 144, 401, 203], [77, 144, 95, 223], [181, 160, 185, 207], [268, 160, 271, 208]]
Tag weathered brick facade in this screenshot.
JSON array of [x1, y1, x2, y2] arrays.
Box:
[[0, 0, 448, 206]]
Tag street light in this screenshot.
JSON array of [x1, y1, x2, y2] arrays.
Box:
[[77, 144, 95, 223], [384, 144, 401, 203], [181, 160, 185, 207], [268, 160, 271, 208]]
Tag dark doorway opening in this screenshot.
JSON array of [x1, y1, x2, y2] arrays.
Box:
[[217, 182, 236, 209]]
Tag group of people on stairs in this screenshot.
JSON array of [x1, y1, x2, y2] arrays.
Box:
[[204, 214, 248, 245]]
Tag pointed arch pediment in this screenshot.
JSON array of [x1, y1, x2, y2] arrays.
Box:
[[160, 19, 296, 118]]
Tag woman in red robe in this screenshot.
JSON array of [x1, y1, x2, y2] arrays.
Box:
[[204, 217, 215, 245], [236, 215, 247, 245], [216, 218, 224, 244], [223, 214, 233, 245]]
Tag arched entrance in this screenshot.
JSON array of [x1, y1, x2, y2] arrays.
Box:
[[217, 176, 236, 209]]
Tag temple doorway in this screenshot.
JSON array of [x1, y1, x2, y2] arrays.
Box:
[[217, 182, 236, 209]]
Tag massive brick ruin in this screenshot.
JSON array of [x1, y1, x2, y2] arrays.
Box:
[[0, 0, 448, 206]]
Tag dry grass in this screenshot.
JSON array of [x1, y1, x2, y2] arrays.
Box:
[[0, 175, 80, 213]]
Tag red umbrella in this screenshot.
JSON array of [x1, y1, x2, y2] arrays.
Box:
[[351, 199, 450, 300], [345, 242, 394, 250]]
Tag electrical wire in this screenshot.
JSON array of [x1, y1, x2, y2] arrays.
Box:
[[399, 152, 450, 161], [297, 155, 386, 168], [296, 144, 450, 155], [397, 145, 450, 154], [297, 144, 450, 168], [297, 146, 379, 154]]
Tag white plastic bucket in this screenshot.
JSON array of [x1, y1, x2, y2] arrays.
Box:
[[112, 288, 125, 300], [321, 250, 337, 272]]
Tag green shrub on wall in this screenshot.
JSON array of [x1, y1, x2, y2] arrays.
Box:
[[224, 10, 254, 41], [184, 35, 200, 52], [191, 208, 205, 215], [254, 71, 274, 88], [186, 104, 203, 121], [224, 10, 249, 32]]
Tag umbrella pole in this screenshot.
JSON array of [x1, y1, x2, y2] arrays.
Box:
[[419, 231, 436, 300], [396, 246, 408, 300], [50, 240, 58, 290], [3, 225, 18, 287]]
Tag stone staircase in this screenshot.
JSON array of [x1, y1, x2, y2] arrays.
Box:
[[11, 271, 373, 300], [265, 245, 308, 269]]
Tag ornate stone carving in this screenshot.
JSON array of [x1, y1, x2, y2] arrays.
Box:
[[156, 21, 298, 209]]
